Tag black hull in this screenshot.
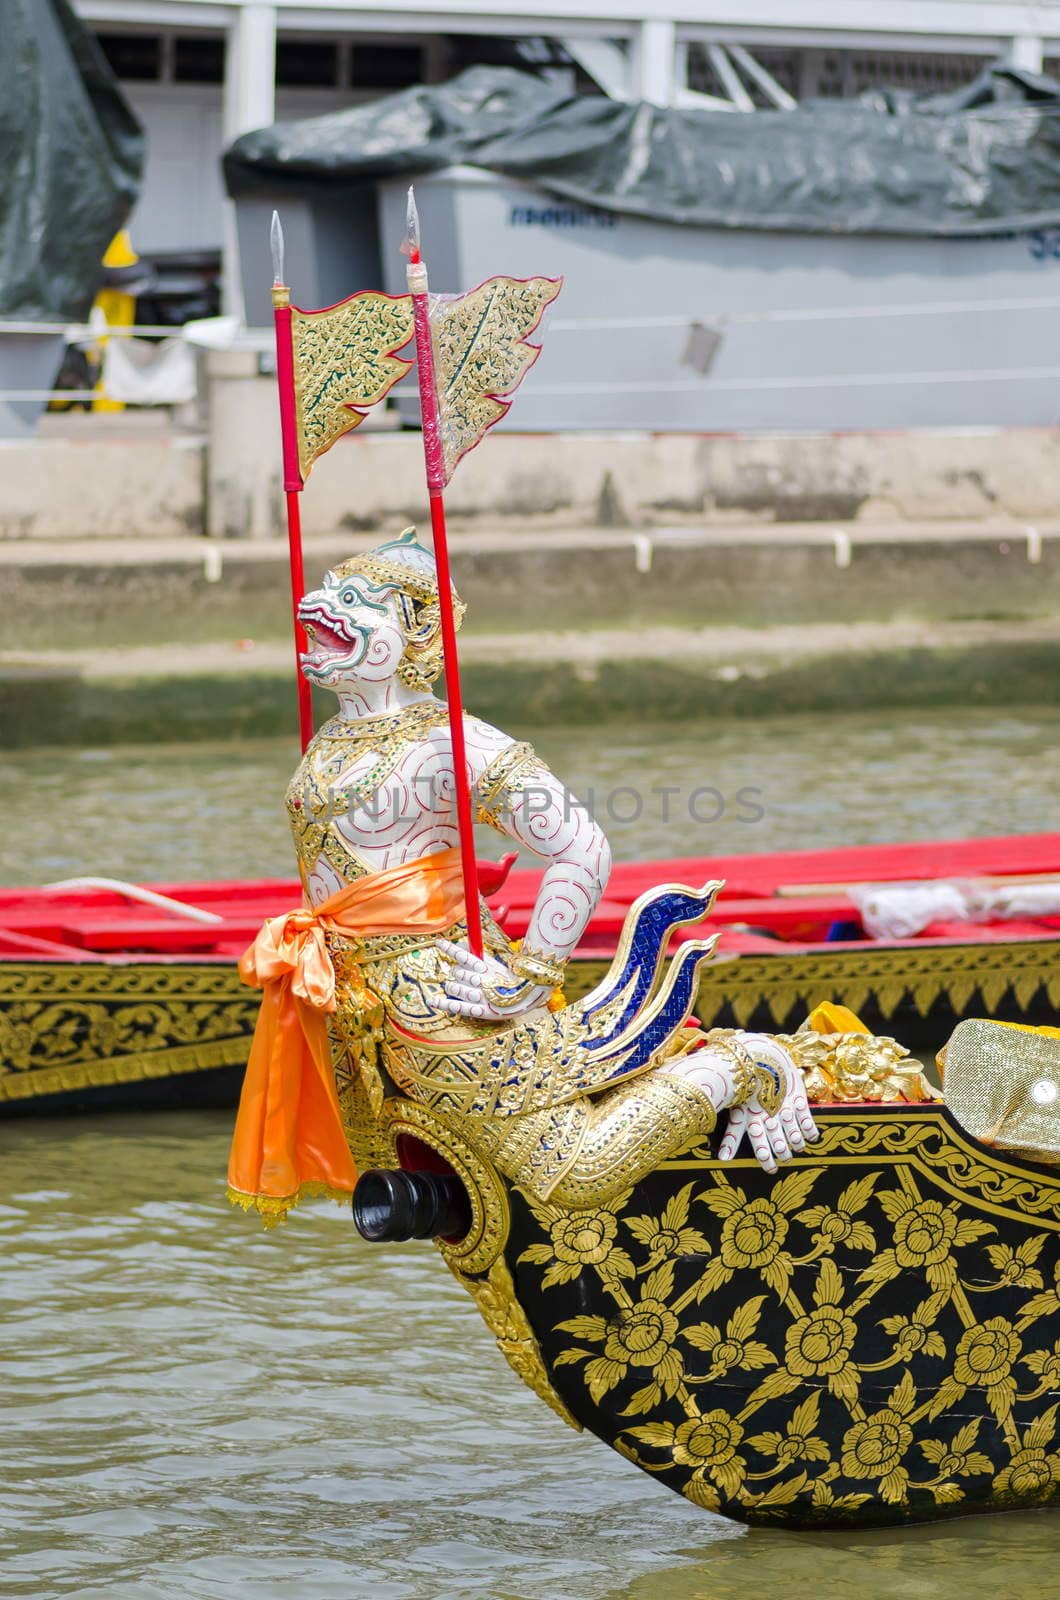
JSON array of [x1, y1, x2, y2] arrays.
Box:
[[480, 1104, 1060, 1529], [0, 960, 258, 1118], [0, 1063, 245, 1118]]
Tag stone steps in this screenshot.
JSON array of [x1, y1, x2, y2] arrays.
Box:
[[2, 610, 1056, 748], [0, 520, 1057, 654]]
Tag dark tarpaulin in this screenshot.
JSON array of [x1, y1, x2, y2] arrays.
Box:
[[225, 62, 1060, 238], [0, 0, 143, 321], [224, 68, 570, 195]]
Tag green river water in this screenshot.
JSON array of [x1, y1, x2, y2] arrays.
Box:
[[2, 707, 1059, 1597]]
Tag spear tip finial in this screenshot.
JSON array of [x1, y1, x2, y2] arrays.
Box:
[[403, 186, 421, 264], [270, 209, 285, 286]]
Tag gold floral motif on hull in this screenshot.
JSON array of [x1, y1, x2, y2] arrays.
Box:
[[0, 962, 257, 1102], [517, 1108, 1060, 1520]]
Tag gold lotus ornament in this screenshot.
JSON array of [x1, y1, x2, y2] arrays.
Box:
[[782, 1260, 859, 1404], [682, 1294, 777, 1382], [984, 1237, 1046, 1290], [796, 1171, 879, 1253], [993, 1409, 1060, 1500], [920, 1418, 993, 1483], [696, 1168, 822, 1298], [858, 1187, 994, 1294], [1022, 1261, 1060, 1321], [625, 1182, 712, 1266], [519, 1192, 635, 1288], [839, 1370, 917, 1503], [952, 1318, 1022, 1403], [672, 1410, 748, 1499], [1023, 1337, 1060, 1397], [878, 1291, 949, 1361], [783, 1024, 941, 1105], [556, 1261, 684, 1403], [748, 1392, 831, 1468]]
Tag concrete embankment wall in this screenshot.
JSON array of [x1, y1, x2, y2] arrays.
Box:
[[3, 352, 1060, 540], [3, 424, 1059, 541], [2, 624, 1056, 750], [2, 524, 1059, 651], [2, 355, 1057, 745], [0, 524, 1057, 746]]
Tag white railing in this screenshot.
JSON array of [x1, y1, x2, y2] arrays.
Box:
[[4, 293, 1060, 403]]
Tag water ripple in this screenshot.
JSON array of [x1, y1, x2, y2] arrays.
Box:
[[1, 1114, 1057, 1598]]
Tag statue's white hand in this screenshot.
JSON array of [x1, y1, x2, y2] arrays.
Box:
[[436, 939, 550, 1021], [717, 1038, 819, 1175]]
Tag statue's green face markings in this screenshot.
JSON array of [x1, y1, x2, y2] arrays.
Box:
[[298, 570, 401, 687]]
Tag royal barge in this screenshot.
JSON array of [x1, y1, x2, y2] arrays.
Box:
[[2, 830, 1057, 1117]]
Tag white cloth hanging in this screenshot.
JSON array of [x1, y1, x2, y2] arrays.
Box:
[[101, 335, 197, 405]]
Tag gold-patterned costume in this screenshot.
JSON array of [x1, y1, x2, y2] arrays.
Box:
[[287, 714, 720, 1208], [272, 529, 943, 1216], [286, 701, 456, 889], [330, 920, 721, 1208]]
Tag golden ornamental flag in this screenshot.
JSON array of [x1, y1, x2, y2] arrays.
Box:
[[283, 291, 415, 485], [430, 275, 562, 484]]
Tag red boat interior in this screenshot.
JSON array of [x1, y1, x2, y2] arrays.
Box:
[[1, 833, 1058, 964]]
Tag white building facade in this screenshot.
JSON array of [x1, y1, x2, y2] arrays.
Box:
[[74, 1, 1060, 263]]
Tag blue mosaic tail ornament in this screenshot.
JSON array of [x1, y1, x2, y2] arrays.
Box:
[[578, 881, 723, 1051], [593, 935, 721, 1082]]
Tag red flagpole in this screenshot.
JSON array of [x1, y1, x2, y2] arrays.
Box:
[[406, 209, 483, 959], [283, 487, 313, 754], [271, 244, 314, 754]]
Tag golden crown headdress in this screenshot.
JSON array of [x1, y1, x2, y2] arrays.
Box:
[[334, 529, 464, 691]]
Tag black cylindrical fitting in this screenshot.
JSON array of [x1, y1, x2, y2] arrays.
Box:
[[352, 1168, 472, 1244]]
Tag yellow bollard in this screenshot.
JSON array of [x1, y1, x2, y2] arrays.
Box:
[[92, 231, 139, 412]]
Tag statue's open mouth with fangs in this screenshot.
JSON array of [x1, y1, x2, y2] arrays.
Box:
[[297, 591, 372, 682]]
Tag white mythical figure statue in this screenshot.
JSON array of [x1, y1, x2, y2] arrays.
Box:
[[229, 531, 822, 1223], [226, 531, 1060, 1532]]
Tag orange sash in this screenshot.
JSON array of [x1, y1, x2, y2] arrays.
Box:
[[227, 848, 466, 1224]]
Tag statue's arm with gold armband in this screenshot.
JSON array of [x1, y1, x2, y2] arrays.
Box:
[[437, 725, 612, 1022]]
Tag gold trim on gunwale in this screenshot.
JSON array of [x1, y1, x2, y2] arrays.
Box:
[[0, 1037, 251, 1102], [660, 1106, 1060, 1230], [3, 934, 1057, 1102], [695, 939, 1060, 1027], [0, 961, 257, 1101]]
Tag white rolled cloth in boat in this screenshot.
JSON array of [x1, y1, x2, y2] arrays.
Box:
[[851, 878, 1060, 940]]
